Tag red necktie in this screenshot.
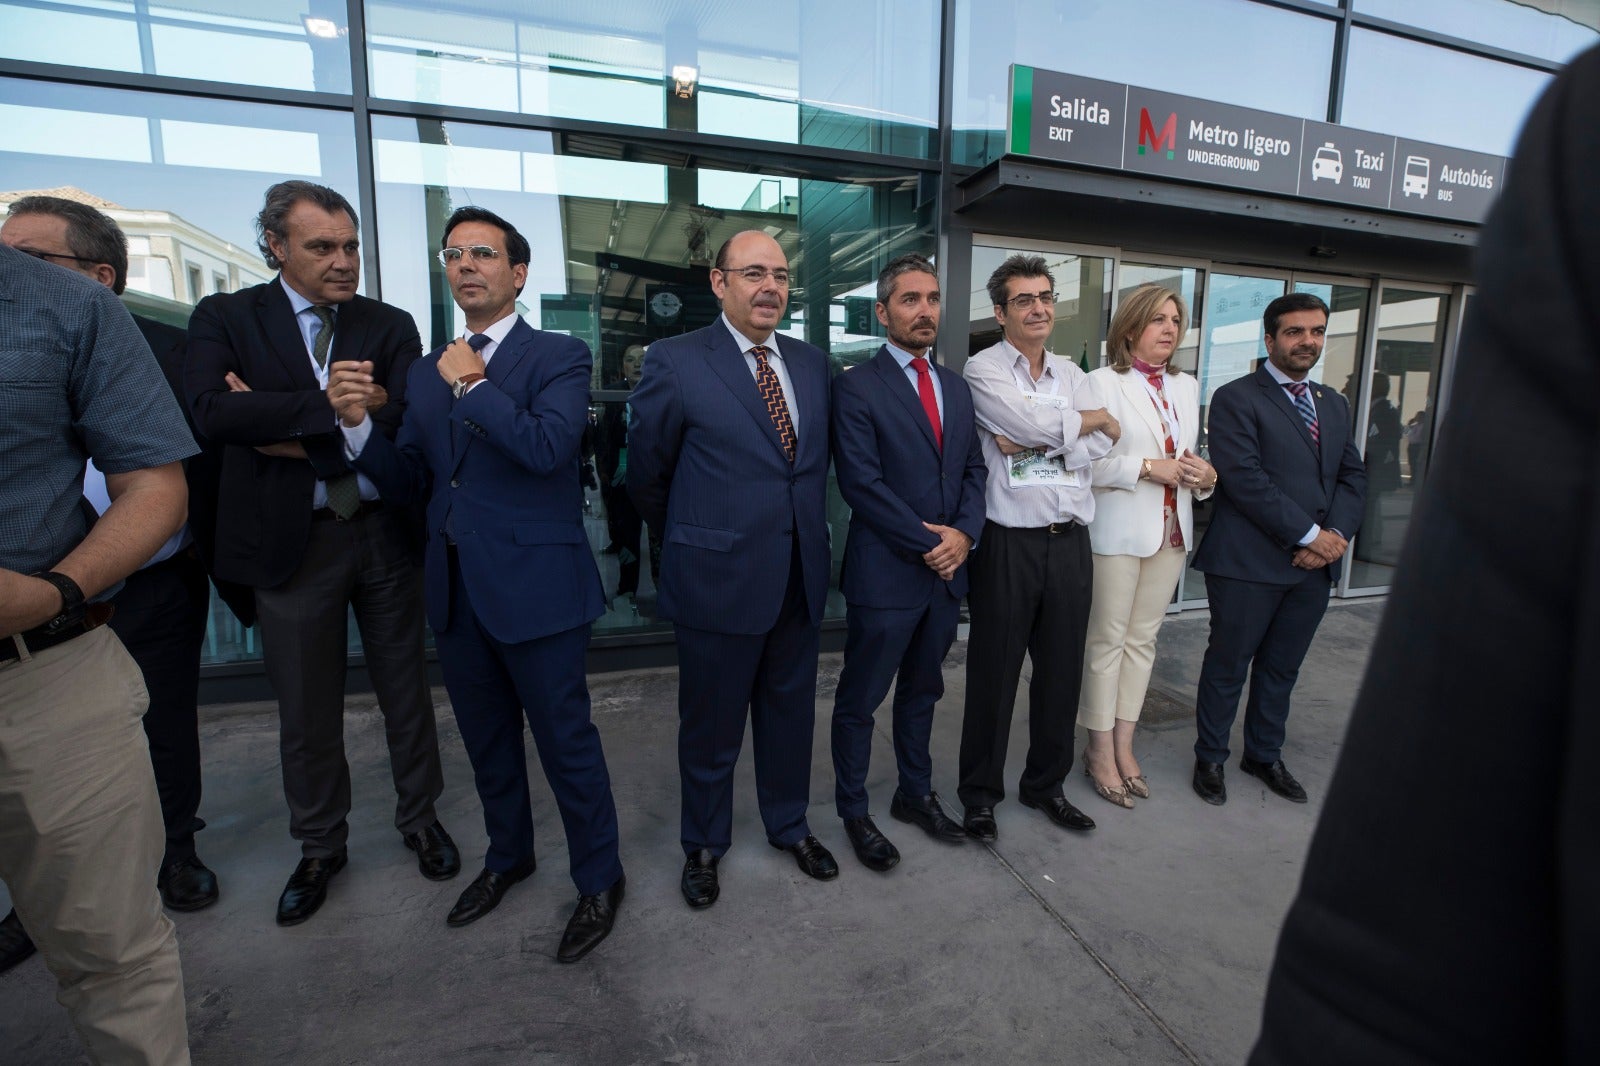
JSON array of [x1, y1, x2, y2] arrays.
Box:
[[751, 345, 796, 462], [911, 356, 943, 451]]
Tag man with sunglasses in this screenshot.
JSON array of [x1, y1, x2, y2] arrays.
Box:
[[332, 207, 624, 962], [957, 254, 1121, 843], [185, 181, 455, 928], [628, 230, 838, 907]]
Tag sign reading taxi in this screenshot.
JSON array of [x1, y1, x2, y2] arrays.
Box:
[[1007, 64, 1507, 224]]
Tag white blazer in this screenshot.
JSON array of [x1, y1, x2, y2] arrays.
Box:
[[1084, 364, 1213, 557]]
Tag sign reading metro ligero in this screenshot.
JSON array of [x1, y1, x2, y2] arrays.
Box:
[[1007, 65, 1506, 225]]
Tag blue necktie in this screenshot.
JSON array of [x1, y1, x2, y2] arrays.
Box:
[[1286, 382, 1320, 447]]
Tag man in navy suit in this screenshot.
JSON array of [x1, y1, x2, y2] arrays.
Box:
[[333, 207, 624, 962], [829, 255, 986, 871], [627, 229, 838, 908], [1191, 292, 1366, 806]]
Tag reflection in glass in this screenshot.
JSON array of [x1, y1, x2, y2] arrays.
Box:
[[1349, 287, 1447, 589], [371, 115, 931, 632], [953, 0, 1335, 165], [1342, 29, 1553, 156], [0, 0, 353, 93], [363, 0, 938, 155], [968, 244, 1112, 368], [1354, 0, 1598, 63], [0, 77, 363, 664]]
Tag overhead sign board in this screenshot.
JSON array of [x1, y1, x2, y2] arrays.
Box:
[[1007, 65, 1507, 224]]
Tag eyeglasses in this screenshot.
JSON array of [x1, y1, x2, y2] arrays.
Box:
[[16, 248, 93, 267], [437, 245, 502, 265], [1001, 291, 1056, 310], [717, 265, 791, 286]]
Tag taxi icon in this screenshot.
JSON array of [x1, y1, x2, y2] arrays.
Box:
[[1311, 143, 1343, 184]]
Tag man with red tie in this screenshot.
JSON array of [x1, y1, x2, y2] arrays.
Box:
[[828, 255, 987, 871]]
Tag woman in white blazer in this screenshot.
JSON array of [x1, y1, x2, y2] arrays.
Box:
[[1079, 284, 1217, 808]]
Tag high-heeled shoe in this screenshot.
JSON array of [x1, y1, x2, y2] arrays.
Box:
[[1082, 751, 1133, 809], [1122, 774, 1150, 800]]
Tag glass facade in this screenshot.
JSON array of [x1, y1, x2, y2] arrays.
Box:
[[0, 0, 1579, 673]]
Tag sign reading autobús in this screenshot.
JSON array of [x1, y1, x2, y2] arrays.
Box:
[[1391, 137, 1505, 222]]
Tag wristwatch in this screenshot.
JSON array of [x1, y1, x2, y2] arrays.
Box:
[[31, 570, 85, 633], [452, 373, 485, 400]]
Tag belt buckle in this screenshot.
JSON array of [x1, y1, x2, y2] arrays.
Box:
[[1048, 521, 1065, 534], [0, 633, 32, 671]]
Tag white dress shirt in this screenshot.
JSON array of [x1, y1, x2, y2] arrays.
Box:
[[1262, 359, 1327, 545], [280, 276, 380, 504], [964, 337, 1113, 528], [722, 314, 800, 438]]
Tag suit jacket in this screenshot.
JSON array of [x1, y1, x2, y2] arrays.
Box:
[[353, 316, 604, 646], [1084, 365, 1210, 558], [1252, 42, 1600, 1066], [134, 313, 254, 624], [1191, 365, 1366, 584], [831, 347, 986, 608], [626, 321, 831, 634], [184, 279, 421, 589]]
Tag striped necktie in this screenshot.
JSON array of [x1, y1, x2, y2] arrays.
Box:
[[751, 345, 796, 462], [1286, 381, 1320, 447]]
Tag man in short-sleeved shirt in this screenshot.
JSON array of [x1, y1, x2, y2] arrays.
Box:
[[0, 242, 196, 1062]]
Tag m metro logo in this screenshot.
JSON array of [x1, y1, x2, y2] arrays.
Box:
[[1137, 107, 1177, 159]]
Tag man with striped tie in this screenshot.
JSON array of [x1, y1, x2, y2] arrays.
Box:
[[1190, 292, 1366, 806]]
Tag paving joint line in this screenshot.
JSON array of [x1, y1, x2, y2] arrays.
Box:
[[980, 839, 1204, 1066]]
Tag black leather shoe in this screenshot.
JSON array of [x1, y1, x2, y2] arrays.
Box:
[[963, 806, 998, 843], [403, 821, 461, 881], [682, 850, 721, 909], [557, 874, 625, 963], [842, 816, 900, 872], [889, 790, 967, 844], [447, 857, 537, 927], [0, 909, 36, 974], [1240, 757, 1308, 803], [1193, 760, 1227, 806], [158, 855, 219, 912], [769, 834, 840, 881], [276, 852, 348, 926], [1019, 792, 1096, 832]]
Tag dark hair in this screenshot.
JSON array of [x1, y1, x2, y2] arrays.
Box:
[[442, 206, 531, 293], [876, 254, 937, 305], [7, 195, 129, 294], [986, 253, 1053, 309], [1263, 291, 1330, 336], [256, 181, 359, 270]]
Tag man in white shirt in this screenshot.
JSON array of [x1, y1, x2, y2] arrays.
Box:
[[957, 254, 1120, 842]]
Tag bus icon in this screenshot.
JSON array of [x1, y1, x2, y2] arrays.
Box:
[[1311, 143, 1342, 183], [1403, 155, 1430, 198]]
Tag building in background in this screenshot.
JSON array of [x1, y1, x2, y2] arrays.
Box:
[[2, 0, 1592, 687]]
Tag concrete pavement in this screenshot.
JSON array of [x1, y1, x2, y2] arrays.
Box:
[[1, 600, 1384, 1064]]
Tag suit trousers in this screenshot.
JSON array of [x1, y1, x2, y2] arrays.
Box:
[[1194, 569, 1332, 764], [958, 521, 1093, 810], [1077, 548, 1187, 733], [674, 544, 820, 855], [0, 628, 189, 1065], [110, 549, 212, 863], [831, 592, 961, 819], [254, 507, 442, 858], [434, 547, 622, 895]]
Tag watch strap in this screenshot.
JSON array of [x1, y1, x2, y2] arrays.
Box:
[[452, 373, 486, 399], [31, 570, 86, 631]]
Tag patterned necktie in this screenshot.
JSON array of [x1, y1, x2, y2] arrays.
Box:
[[1286, 382, 1321, 447], [311, 305, 335, 368], [1144, 371, 1183, 548], [311, 305, 361, 518], [751, 345, 795, 462], [910, 356, 943, 451]]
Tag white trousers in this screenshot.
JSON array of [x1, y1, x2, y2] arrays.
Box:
[[1077, 548, 1187, 733]]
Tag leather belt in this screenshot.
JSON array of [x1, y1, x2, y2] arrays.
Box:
[[1018, 520, 1082, 534], [0, 603, 114, 666], [312, 500, 384, 523]]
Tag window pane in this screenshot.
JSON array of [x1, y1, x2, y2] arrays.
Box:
[[371, 115, 932, 632], [363, 0, 938, 156], [1354, 0, 1599, 63], [0, 77, 362, 664], [0, 0, 353, 93], [1342, 29, 1553, 156], [954, 0, 1336, 166]]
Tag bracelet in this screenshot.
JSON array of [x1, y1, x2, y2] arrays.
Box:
[[1141, 458, 1152, 481]]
